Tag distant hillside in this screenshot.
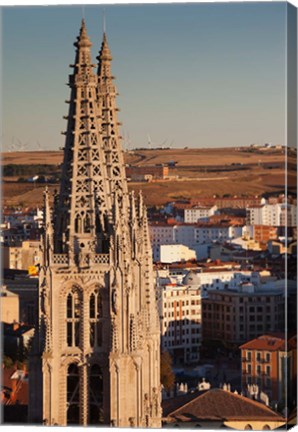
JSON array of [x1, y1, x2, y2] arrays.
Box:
[[1, 147, 294, 207], [1, 146, 286, 167]]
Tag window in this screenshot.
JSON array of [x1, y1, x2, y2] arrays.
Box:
[[66, 289, 81, 347], [89, 365, 104, 424], [67, 364, 80, 425], [89, 290, 103, 348]]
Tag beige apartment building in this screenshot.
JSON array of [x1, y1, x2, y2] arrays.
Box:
[[202, 285, 285, 345]]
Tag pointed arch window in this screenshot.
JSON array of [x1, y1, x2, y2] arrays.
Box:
[[89, 290, 103, 348], [67, 363, 80, 425], [84, 213, 91, 233], [66, 289, 81, 347], [75, 215, 82, 234], [88, 364, 104, 424]]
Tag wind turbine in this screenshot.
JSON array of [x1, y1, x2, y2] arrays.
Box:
[[123, 130, 133, 151], [37, 141, 43, 151], [16, 138, 29, 151], [147, 134, 170, 149]]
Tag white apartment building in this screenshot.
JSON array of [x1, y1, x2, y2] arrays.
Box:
[[184, 205, 217, 223], [156, 267, 277, 301], [150, 224, 195, 261], [246, 203, 296, 227], [194, 226, 244, 244], [157, 277, 202, 365], [150, 223, 245, 261], [159, 244, 196, 263], [157, 267, 283, 362]]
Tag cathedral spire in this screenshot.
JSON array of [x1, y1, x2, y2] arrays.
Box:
[[97, 31, 128, 201], [54, 19, 112, 259], [30, 20, 161, 428], [99, 32, 113, 62]]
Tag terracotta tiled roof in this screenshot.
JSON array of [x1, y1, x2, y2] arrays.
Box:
[[240, 335, 286, 351], [168, 389, 285, 422], [162, 391, 202, 417], [1, 367, 29, 405]]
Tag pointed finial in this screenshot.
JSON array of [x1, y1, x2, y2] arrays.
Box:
[[138, 191, 144, 219], [98, 19, 112, 62], [82, 6, 85, 20], [75, 18, 92, 48]]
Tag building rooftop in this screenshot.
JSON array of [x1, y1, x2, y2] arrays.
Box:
[[206, 287, 284, 297], [167, 388, 285, 422], [240, 334, 297, 351]]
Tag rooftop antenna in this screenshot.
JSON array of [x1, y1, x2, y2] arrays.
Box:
[[103, 8, 106, 33]]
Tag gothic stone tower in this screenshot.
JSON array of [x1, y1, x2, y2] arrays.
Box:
[[29, 20, 161, 427]]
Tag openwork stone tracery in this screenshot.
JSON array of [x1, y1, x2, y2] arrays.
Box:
[[29, 20, 161, 427]]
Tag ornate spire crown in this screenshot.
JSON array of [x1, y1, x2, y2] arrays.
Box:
[[53, 19, 112, 258], [99, 32, 113, 62], [75, 19, 92, 48]]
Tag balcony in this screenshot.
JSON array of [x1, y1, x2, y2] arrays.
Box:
[[52, 254, 68, 265], [93, 254, 109, 264], [52, 253, 109, 267], [259, 358, 271, 364]]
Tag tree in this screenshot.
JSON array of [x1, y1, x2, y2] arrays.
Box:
[[160, 351, 175, 392], [3, 355, 14, 369]]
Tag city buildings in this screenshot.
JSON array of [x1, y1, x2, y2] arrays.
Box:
[[240, 335, 297, 407], [184, 205, 217, 223], [202, 287, 285, 345], [2, 240, 40, 270], [1, 208, 43, 244], [246, 203, 297, 227], [126, 165, 169, 181], [158, 273, 202, 365], [159, 244, 196, 263], [150, 222, 245, 261], [1, 285, 19, 323], [28, 21, 161, 427], [3, 277, 38, 326]]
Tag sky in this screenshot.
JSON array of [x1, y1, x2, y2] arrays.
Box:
[[1, 2, 289, 151]]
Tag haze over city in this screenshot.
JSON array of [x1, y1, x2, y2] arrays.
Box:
[[2, 2, 287, 151]]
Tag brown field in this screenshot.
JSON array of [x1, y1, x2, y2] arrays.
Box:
[[0, 147, 289, 166], [1, 147, 294, 207]]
